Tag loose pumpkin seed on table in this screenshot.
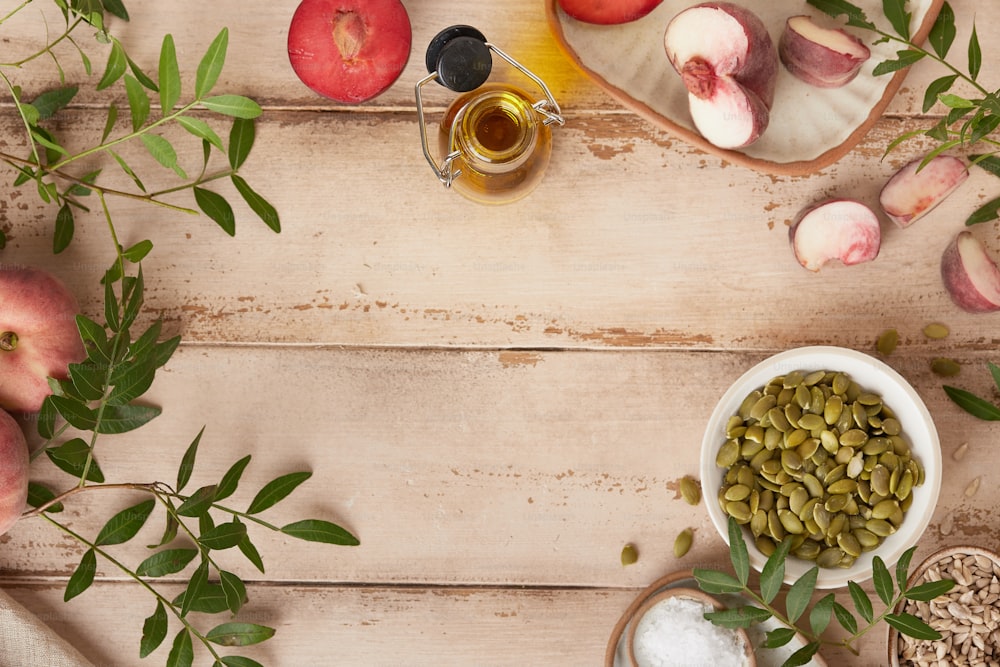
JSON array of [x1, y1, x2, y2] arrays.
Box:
[[713, 370, 926, 569], [923, 322, 950, 339], [877, 328, 899, 356], [679, 475, 701, 506], [931, 357, 962, 377], [674, 528, 693, 558]]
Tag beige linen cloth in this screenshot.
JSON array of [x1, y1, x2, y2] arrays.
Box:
[[0, 587, 93, 667]]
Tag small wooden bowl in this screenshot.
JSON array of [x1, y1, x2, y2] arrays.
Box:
[[887, 545, 1000, 666], [626, 587, 756, 667]]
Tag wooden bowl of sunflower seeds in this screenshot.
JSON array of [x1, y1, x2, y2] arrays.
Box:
[[888, 546, 1000, 666]]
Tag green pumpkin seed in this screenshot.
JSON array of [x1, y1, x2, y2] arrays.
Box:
[[768, 407, 791, 432], [781, 449, 803, 472], [785, 429, 808, 449], [837, 531, 862, 558], [674, 528, 693, 558], [756, 536, 777, 557], [725, 501, 752, 523], [745, 424, 765, 443], [862, 437, 890, 456], [794, 384, 812, 410], [764, 427, 783, 451], [794, 539, 821, 561], [716, 439, 740, 468], [852, 402, 869, 429], [779, 509, 805, 535], [750, 394, 778, 421], [679, 476, 701, 506], [621, 543, 638, 566], [724, 484, 752, 502], [840, 428, 869, 448], [825, 494, 849, 513], [854, 528, 880, 549], [871, 499, 900, 520], [832, 373, 850, 396], [931, 357, 961, 377], [812, 504, 831, 533], [741, 439, 765, 458], [870, 465, 890, 497], [818, 547, 846, 569], [737, 467, 755, 489], [789, 487, 810, 515], [803, 473, 824, 499], [923, 322, 950, 339], [750, 509, 768, 537], [797, 413, 827, 432], [827, 479, 859, 495], [768, 509, 785, 541], [866, 518, 895, 537], [877, 328, 899, 356]]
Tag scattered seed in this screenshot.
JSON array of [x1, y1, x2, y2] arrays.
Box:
[[620, 543, 638, 566], [939, 511, 954, 536], [877, 328, 899, 356], [923, 322, 951, 339], [674, 528, 693, 558], [965, 477, 981, 498], [931, 357, 962, 377], [679, 475, 702, 506], [953, 442, 970, 462]]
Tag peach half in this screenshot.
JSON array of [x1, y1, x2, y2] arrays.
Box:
[[790, 199, 881, 271], [941, 231, 1000, 313]]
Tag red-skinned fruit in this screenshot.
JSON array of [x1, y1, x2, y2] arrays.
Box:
[[790, 199, 882, 271], [557, 0, 664, 25], [879, 155, 969, 228], [940, 232, 1000, 313], [664, 2, 778, 149], [0, 408, 28, 536], [0, 266, 86, 414], [779, 15, 870, 88], [288, 0, 412, 104]]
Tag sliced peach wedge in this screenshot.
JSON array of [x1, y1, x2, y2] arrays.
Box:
[[779, 15, 870, 88], [790, 199, 881, 271], [941, 232, 1000, 313], [879, 155, 969, 228]]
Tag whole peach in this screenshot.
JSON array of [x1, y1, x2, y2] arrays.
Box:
[[0, 408, 29, 535], [0, 265, 86, 413]]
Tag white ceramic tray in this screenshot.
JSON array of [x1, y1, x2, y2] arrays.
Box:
[[546, 0, 945, 175], [606, 570, 829, 666]]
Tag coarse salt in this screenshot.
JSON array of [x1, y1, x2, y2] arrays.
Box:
[[632, 595, 750, 667]]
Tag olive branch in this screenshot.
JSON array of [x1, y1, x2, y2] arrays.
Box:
[[1, 2, 358, 666], [807, 0, 1000, 225], [694, 516, 954, 667]]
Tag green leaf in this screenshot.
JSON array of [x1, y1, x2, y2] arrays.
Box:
[[928, 2, 955, 58], [231, 175, 280, 233], [206, 622, 275, 647], [26, 482, 63, 513], [167, 629, 194, 667], [896, 546, 916, 589], [177, 116, 224, 151], [53, 203, 75, 254], [228, 117, 255, 169], [199, 522, 248, 551], [141, 134, 186, 178], [809, 593, 836, 636], [31, 129, 69, 157], [906, 579, 956, 601], [106, 360, 155, 406], [938, 93, 975, 109], [122, 239, 153, 263], [968, 22, 981, 80], [221, 657, 264, 667], [140, 600, 168, 658], [883, 0, 911, 39], [965, 196, 1000, 226], [101, 104, 119, 143], [216, 455, 252, 501], [46, 438, 104, 483], [65, 549, 96, 601], [760, 537, 791, 604], [177, 427, 204, 492], [846, 580, 874, 623], [110, 149, 146, 192], [873, 556, 895, 606], [181, 559, 209, 617], [52, 387, 100, 423], [158, 34, 180, 114], [196, 28, 229, 99], [202, 95, 262, 119], [68, 360, 105, 401], [220, 570, 247, 615], [886, 612, 943, 641], [280, 519, 360, 546], [872, 50, 925, 76], [97, 38, 127, 90], [762, 627, 797, 649], [693, 568, 746, 595], [96, 499, 155, 546], [805, 0, 874, 30], [703, 605, 772, 629], [990, 362, 1000, 392], [922, 75, 958, 113], [101, 0, 128, 21], [96, 403, 162, 434], [247, 471, 312, 514], [785, 566, 818, 623], [726, 516, 750, 587], [124, 74, 150, 131], [31, 86, 78, 120], [173, 582, 230, 614], [238, 534, 266, 573], [176, 485, 218, 517], [137, 548, 199, 577], [194, 187, 236, 236], [833, 600, 859, 634], [943, 385, 1000, 420], [970, 115, 1000, 146], [36, 396, 58, 439], [783, 641, 821, 667]]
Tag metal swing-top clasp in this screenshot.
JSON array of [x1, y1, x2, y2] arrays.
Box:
[[415, 25, 564, 190]]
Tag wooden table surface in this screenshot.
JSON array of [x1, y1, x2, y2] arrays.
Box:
[[1, 1, 999, 665]]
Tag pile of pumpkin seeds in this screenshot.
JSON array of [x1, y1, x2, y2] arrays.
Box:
[[714, 369, 926, 569]]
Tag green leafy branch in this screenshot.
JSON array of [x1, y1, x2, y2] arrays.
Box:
[[0, 0, 279, 252], [943, 361, 1000, 421], [693, 517, 953, 666], [808, 0, 1000, 225], [23, 264, 358, 666]]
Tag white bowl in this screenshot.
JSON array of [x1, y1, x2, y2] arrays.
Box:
[[699, 346, 942, 589]]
